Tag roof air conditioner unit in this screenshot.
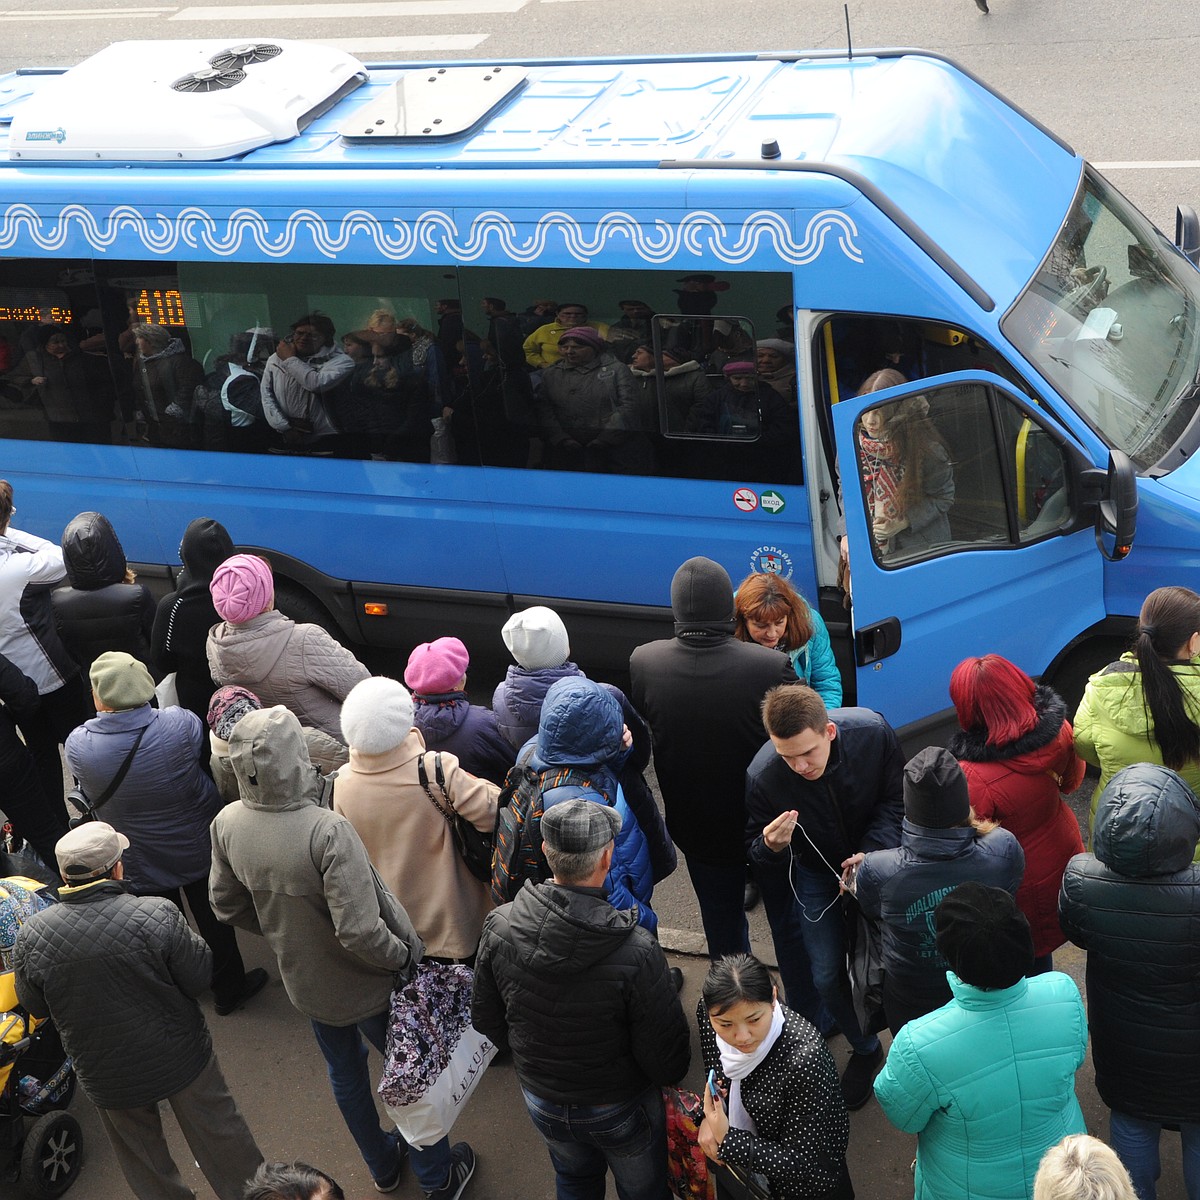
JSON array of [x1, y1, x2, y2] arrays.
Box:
[[8, 39, 366, 162]]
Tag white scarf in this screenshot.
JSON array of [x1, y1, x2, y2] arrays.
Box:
[[714, 1002, 785, 1135]]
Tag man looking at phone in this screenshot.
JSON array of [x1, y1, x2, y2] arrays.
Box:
[[746, 685, 904, 1111]]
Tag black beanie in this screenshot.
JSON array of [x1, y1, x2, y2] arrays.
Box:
[[670, 557, 734, 631], [179, 517, 235, 583], [934, 882, 1033, 990], [904, 747, 970, 828]]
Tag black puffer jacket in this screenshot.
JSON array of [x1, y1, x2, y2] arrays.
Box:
[[151, 517, 235, 718], [1060, 763, 1200, 1123], [51, 511, 155, 677], [13, 877, 213, 1110], [630, 557, 795, 864], [698, 1000, 853, 1200], [471, 880, 690, 1104]]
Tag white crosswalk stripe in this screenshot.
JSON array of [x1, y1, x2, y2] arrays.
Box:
[[0, 0, 535, 51]]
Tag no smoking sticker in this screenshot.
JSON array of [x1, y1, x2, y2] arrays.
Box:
[[733, 487, 758, 512]]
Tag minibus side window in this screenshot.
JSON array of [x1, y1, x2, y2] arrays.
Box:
[[852, 383, 1074, 568], [0, 255, 805, 485]]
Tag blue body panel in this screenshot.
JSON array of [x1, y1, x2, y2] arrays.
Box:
[[0, 46, 1180, 731]]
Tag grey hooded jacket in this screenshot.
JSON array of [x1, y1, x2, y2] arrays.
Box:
[[209, 705, 423, 1026]]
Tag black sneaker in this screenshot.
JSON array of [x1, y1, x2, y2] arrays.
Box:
[[840, 1044, 884, 1111], [424, 1142, 476, 1200], [743, 880, 761, 911], [668, 967, 685, 993], [974, 0, 989, 10], [373, 1132, 407, 1193], [215, 968, 269, 1016]]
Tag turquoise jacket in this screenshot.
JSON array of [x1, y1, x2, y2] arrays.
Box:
[[874, 971, 1087, 1200], [783, 601, 842, 708]]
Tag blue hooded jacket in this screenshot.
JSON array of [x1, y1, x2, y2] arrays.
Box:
[[524, 676, 657, 934]]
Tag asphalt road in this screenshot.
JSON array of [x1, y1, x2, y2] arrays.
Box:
[[3, 1, 1197, 1196]]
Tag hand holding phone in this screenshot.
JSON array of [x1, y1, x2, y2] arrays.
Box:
[[707, 1068, 720, 1099]]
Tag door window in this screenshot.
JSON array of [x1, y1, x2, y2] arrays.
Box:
[[852, 381, 1073, 567]]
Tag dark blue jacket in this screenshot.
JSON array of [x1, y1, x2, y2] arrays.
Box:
[[856, 820, 1025, 1022], [525, 677, 657, 934], [412, 691, 516, 787], [492, 661, 586, 750], [746, 707, 904, 875]]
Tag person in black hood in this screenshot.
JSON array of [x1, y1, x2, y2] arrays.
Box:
[[151, 518, 235, 721], [629, 557, 794, 964], [51, 511, 155, 680]]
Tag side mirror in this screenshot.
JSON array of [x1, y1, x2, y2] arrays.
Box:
[[1176, 206, 1200, 268], [1094, 449, 1137, 561]]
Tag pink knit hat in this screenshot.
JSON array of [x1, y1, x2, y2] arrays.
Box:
[[210, 553, 274, 624], [404, 636, 469, 695]]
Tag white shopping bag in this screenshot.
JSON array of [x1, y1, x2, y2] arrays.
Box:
[[384, 1024, 496, 1148]]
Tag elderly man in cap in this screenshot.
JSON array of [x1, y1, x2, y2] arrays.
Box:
[[65, 649, 266, 1015], [537, 326, 648, 473], [472, 798, 690, 1200], [874, 882, 1087, 1200], [13, 822, 263, 1200]]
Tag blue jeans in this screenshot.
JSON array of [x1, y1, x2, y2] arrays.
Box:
[[758, 860, 876, 1054], [521, 1086, 668, 1200], [684, 857, 750, 961], [1110, 1110, 1200, 1200], [310, 1010, 452, 1192]]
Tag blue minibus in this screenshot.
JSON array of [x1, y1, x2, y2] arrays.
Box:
[[0, 39, 1188, 740]]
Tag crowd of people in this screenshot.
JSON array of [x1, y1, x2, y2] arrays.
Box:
[[0, 482, 1196, 1200]]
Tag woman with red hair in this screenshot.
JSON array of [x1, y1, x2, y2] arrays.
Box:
[[948, 654, 1085, 971]]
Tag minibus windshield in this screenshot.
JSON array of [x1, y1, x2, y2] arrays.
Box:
[[1004, 169, 1200, 471]]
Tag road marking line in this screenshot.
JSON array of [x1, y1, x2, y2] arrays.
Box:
[[0, 5, 174, 11], [171, 0, 527, 18], [318, 34, 488, 51], [0, 8, 173, 16], [1095, 161, 1200, 170]]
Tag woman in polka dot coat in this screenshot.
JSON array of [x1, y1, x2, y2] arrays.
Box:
[[697, 954, 854, 1200]]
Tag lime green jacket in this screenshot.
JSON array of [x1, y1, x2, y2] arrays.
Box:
[[1073, 652, 1200, 857]]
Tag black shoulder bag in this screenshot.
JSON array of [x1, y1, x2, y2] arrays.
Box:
[[67, 725, 149, 829], [416, 751, 495, 883]]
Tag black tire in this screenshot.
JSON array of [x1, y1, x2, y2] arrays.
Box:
[[1046, 635, 1127, 718], [20, 1111, 83, 1199], [272, 583, 340, 638]]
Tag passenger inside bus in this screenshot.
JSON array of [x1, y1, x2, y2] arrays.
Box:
[[857, 394, 955, 561]]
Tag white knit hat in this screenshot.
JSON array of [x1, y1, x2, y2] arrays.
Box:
[[340, 676, 414, 754], [502, 606, 570, 670]]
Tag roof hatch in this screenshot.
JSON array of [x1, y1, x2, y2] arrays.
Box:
[[338, 65, 527, 143], [7, 39, 367, 162]]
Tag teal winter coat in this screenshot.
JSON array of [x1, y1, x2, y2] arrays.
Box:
[[874, 970, 1087, 1200], [782, 601, 842, 708]]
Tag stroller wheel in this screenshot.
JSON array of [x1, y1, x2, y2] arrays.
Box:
[[20, 1111, 83, 1198]]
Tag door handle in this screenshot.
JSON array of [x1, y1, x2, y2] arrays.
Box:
[[855, 616, 902, 665]]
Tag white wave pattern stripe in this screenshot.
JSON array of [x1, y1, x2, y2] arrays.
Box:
[[0, 203, 863, 267]]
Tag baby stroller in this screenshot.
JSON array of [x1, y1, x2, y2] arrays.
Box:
[[0, 877, 82, 1198]]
